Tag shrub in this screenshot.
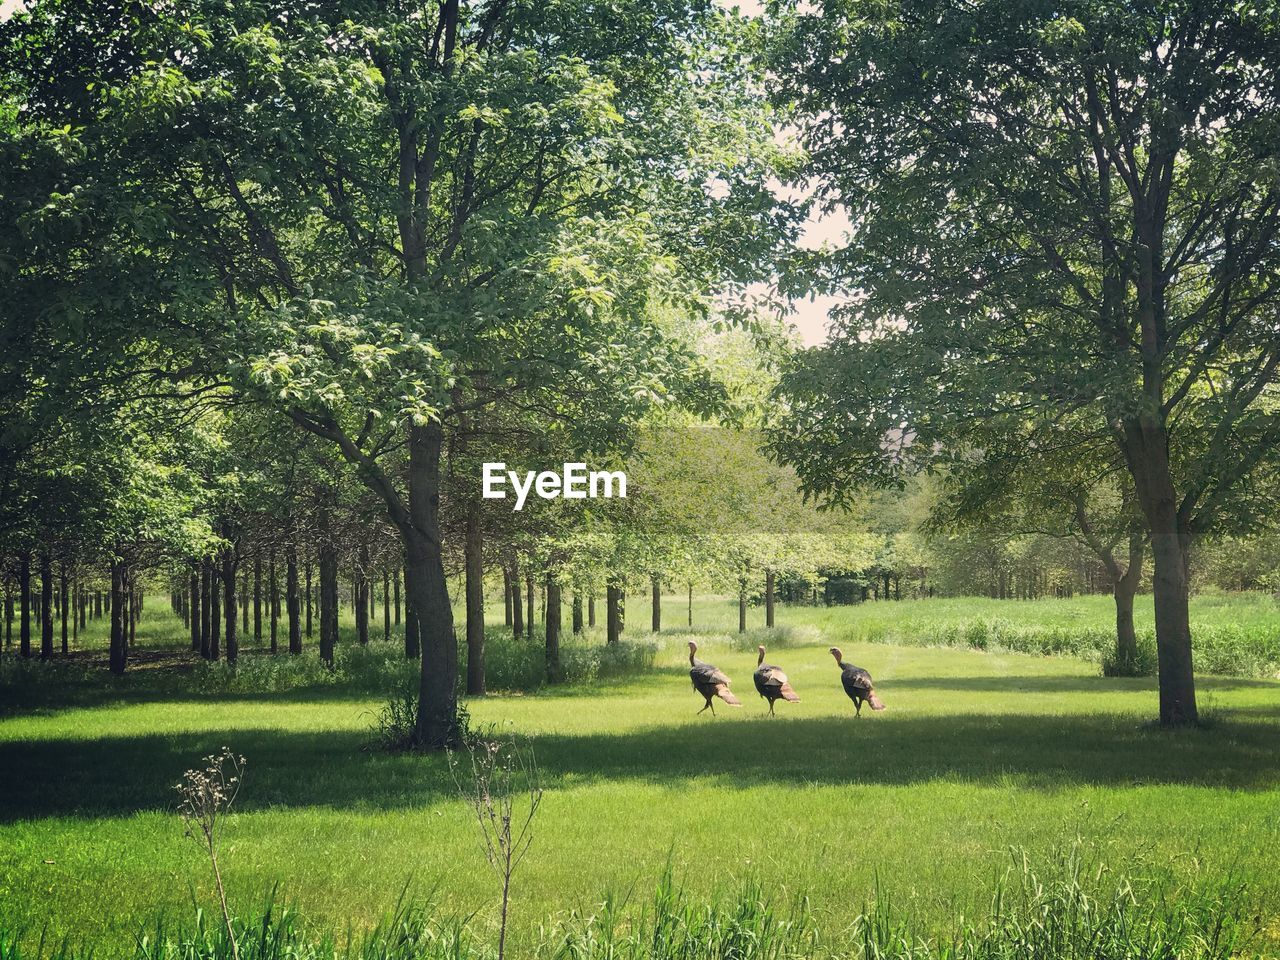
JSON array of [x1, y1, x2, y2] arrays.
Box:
[[1102, 636, 1160, 677], [190, 644, 417, 695], [368, 675, 419, 751], [724, 624, 824, 653], [477, 630, 658, 692]]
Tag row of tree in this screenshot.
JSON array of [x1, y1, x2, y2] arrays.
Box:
[[7, 0, 1278, 734]]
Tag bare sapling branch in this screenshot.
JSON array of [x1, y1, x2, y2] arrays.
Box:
[[448, 733, 542, 960], [176, 747, 247, 960]]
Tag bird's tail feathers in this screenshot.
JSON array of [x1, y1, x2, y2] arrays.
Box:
[[716, 686, 743, 706], [866, 691, 886, 711], [779, 682, 800, 703]]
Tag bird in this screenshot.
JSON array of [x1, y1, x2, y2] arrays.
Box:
[[753, 645, 800, 716], [829, 647, 886, 716], [688, 640, 742, 715]]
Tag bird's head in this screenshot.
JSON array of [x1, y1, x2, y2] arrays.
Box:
[[829, 646, 843, 664], [688, 640, 698, 653], [757, 644, 766, 664]]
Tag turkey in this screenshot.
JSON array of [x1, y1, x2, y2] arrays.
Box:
[[829, 647, 886, 716], [753, 645, 801, 716], [688, 640, 742, 715]]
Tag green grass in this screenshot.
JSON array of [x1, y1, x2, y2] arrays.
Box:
[[709, 592, 1280, 677], [3, 594, 1280, 956], [0, 852, 1257, 960]]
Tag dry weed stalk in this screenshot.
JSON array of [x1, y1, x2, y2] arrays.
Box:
[[176, 747, 246, 960]]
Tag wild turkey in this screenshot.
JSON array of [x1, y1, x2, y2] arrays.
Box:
[[829, 647, 886, 716], [753, 645, 800, 716], [688, 640, 742, 715]]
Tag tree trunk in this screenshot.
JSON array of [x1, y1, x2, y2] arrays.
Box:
[[545, 579, 562, 683], [606, 581, 621, 645], [382, 568, 390, 641], [403, 560, 420, 658], [59, 561, 69, 655], [269, 548, 279, 653], [738, 587, 747, 633], [287, 544, 301, 655], [1149, 525, 1195, 721], [39, 552, 53, 660], [253, 553, 263, 642], [190, 568, 200, 652], [588, 593, 596, 627], [223, 545, 238, 665], [651, 576, 661, 633], [510, 563, 524, 639], [688, 582, 693, 627], [1122, 418, 1197, 725], [572, 592, 583, 634], [305, 558, 313, 639], [464, 508, 485, 696], [109, 560, 125, 674], [393, 568, 400, 625], [1114, 578, 1138, 669], [406, 422, 458, 750], [209, 562, 221, 661], [200, 561, 212, 659], [503, 569, 513, 627], [765, 569, 775, 628], [1105, 531, 1146, 673], [319, 531, 338, 666], [526, 570, 534, 637], [242, 567, 250, 634], [356, 544, 370, 645]]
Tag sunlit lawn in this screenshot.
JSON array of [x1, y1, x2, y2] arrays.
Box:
[[3, 596, 1280, 954]]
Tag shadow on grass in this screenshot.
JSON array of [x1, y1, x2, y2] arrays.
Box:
[[3, 707, 1278, 824]]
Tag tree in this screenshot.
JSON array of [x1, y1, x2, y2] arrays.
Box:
[[772, 0, 1280, 725], [17, 0, 789, 747]]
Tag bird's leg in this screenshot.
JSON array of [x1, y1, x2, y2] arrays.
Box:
[[768, 699, 775, 716], [697, 701, 709, 715], [855, 699, 862, 717]]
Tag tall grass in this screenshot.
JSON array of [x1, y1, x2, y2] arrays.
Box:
[[845, 846, 1254, 960], [785, 595, 1280, 678], [0, 852, 1256, 960], [480, 630, 658, 691]]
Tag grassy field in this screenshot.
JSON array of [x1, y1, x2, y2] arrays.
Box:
[[3, 592, 1280, 955]]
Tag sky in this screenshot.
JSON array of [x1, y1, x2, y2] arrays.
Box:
[[0, 0, 844, 345], [718, 1, 846, 347]]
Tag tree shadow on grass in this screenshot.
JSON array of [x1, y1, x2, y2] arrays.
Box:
[[0, 681, 394, 719], [3, 708, 1278, 824]]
